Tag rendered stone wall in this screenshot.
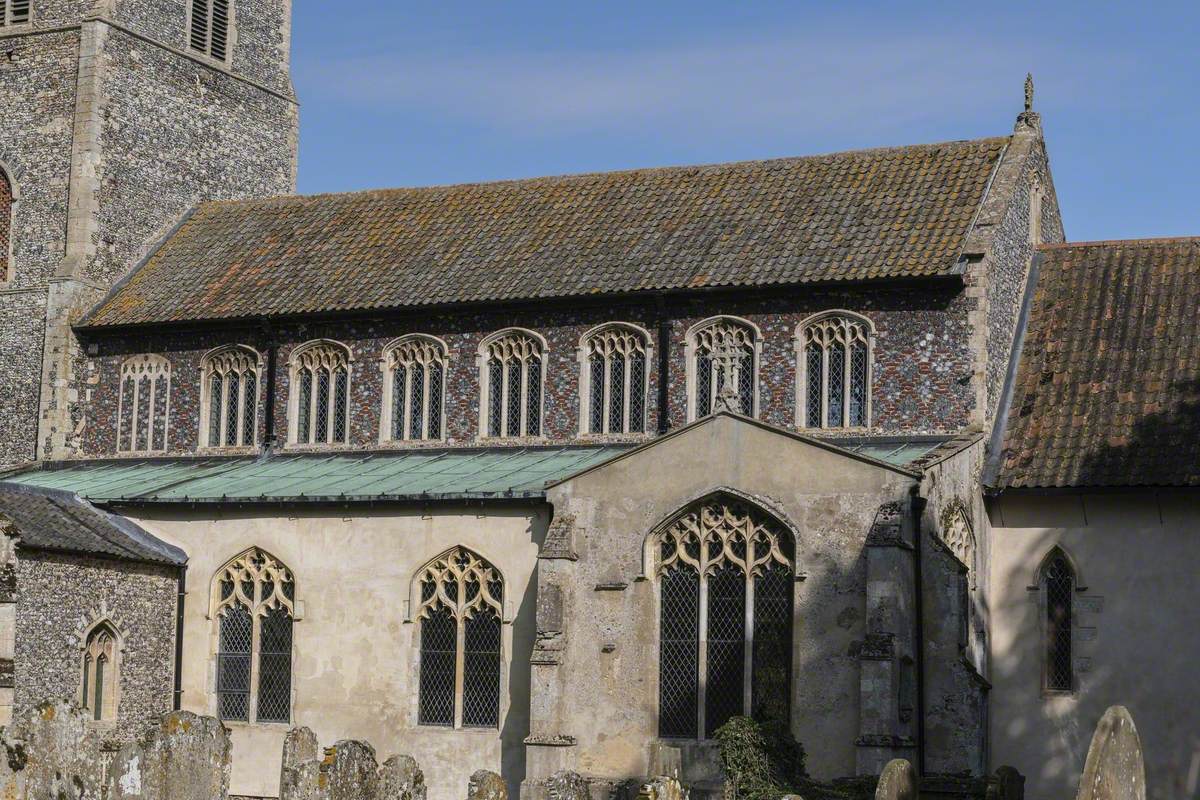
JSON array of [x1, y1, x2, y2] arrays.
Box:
[[13, 551, 178, 739]]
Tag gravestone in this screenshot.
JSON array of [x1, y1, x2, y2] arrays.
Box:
[[106, 711, 231, 800], [1076, 706, 1145, 800], [545, 770, 589, 800], [874, 759, 916, 800], [379, 754, 426, 800], [0, 700, 104, 800], [468, 770, 508, 800]]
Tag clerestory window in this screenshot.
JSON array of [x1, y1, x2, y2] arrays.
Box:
[[415, 547, 504, 729], [382, 335, 448, 442], [117, 355, 172, 453], [798, 312, 872, 429], [188, 0, 232, 62], [213, 548, 295, 724], [479, 329, 544, 439], [288, 340, 352, 446], [656, 497, 794, 739], [200, 345, 261, 449], [0, 1, 31, 26], [579, 323, 650, 435], [687, 317, 759, 421], [80, 622, 119, 722]]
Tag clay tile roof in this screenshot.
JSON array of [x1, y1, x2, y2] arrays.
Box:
[[82, 137, 1010, 327], [994, 237, 1200, 489]]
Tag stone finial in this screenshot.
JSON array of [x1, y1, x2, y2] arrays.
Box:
[[1075, 706, 1145, 800], [1015, 73, 1042, 135], [1024, 73, 1034, 112], [379, 755, 426, 800], [468, 770, 508, 800], [874, 759, 917, 800]]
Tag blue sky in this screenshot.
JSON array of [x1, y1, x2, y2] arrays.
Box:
[[292, 1, 1199, 242]]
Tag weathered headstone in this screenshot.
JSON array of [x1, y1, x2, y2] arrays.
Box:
[[545, 770, 589, 800], [0, 700, 104, 800], [468, 770, 508, 800], [379, 754, 426, 800], [986, 766, 1025, 800], [637, 775, 687, 800], [281, 728, 323, 800], [1076, 706, 1145, 800], [106, 711, 231, 800], [874, 759, 916, 800]]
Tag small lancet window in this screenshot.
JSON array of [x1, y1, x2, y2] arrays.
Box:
[[416, 547, 504, 729], [581, 324, 650, 435], [0, 1, 31, 26], [213, 548, 296, 724], [1029, 178, 1044, 246], [480, 330, 544, 439], [189, 0, 231, 62], [1043, 551, 1075, 692], [383, 336, 448, 442], [799, 313, 872, 429], [289, 341, 351, 446], [201, 346, 261, 449], [688, 318, 757, 420], [81, 623, 118, 722], [0, 166, 13, 282], [656, 497, 794, 739], [117, 355, 172, 453]]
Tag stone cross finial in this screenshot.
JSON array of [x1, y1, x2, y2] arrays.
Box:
[[710, 338, 743, 414], [1024, 73, 1034, 112]]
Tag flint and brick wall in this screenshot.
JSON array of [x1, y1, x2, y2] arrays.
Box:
[[14, 550, 178, 738]]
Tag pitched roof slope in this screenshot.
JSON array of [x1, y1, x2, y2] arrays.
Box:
[[83, 137, 1009, 327], [995, 238, 1200, 489]]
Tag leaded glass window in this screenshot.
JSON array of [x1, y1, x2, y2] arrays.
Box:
[[117, 355, 172, 453], [384, 336, 448, 442], [416, 547, 504, 729], [81, 623, 118, 722], [1044, 552, 1074, 692], [201, 346, 261, 449], [0, 168, 13, 283], [656, 498, 794, 739], [289, 341, 351, 445], [799, 314, 872, 428], [480, 331, 544, 438], [213, 548, 296, 723], [581, 324, 650, 435], [689, 319, 756, 419]]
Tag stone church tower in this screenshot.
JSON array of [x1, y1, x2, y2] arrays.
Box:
[[0, 0, 297, 466]]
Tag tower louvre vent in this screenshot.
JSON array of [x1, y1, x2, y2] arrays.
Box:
[[210, 0, 230, 62], [189, 0, 231, 62], [189, 0, 210, 53], [2, 0, 32, 25]]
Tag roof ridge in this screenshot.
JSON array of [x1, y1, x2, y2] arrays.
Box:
[[1038, 236, 1200, 250], [198, 135, 1012, 208]]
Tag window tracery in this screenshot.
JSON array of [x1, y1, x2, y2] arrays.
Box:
[[289, 341, 351, 446], [655, 498, 793, 738], [688, 318, 757, 420], [580, 324, 650, 435], [213, 548, 295, 724], [799, 313, 872, 428], [416, 547, 504, 729], [201, 346, 260, 449], [479, 330, 544, 438], [81, 623, 118, 722], [117, 355, 172, 453], [383, 336, 447, 442]]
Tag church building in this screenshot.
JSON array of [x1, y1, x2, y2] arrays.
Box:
[[0, 4, 1196, 800]]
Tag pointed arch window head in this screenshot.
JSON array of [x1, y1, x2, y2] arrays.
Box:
[[81, 622, 119, 722], [1041, 550, 1075, 693], [117, 355, 172, 453], [415, 547, 504, 729], [212, 548, 295, 724], [201, 346, 261, 449], [799, 313, 872, 429], [688, 318, 759, 420], [580, 323, 650, 435], [0, 166, 13, 283], [288, 341, 352, 446], [383, 336, 448, 442], [655, 497, 794, 739], [479, 330, 544, 439]]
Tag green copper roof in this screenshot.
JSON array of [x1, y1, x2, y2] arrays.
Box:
[[3, 447, 632, 503]]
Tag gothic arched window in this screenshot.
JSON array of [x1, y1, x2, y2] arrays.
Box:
[[687, 317, 759, 420], [188, 0, 231, 62], [288, 340, 352, 446], [655, 497, 794, 738], [415, 547, 504, 729], [798, 312, 872, 429], [479, 329, 545, 439], [1041, 549, 1075, 692], [117, 355, 172, 453], [579, 323, 650, 435], [1029, 177, 1044, 246], [81, 622, 119, 722], [0, 166, 14, 282], [212, 548, 296, 723], [382, 335, 448, 442], [200, 345, 261, 449]]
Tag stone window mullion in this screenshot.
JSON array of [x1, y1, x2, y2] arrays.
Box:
[[742, 562, 755, 715], [602, 351, 613, 435], [696, 570, 709, 739], [403, 363, 414, 441], [841, 329, 852, 428], [519, 357, 529, 437]]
